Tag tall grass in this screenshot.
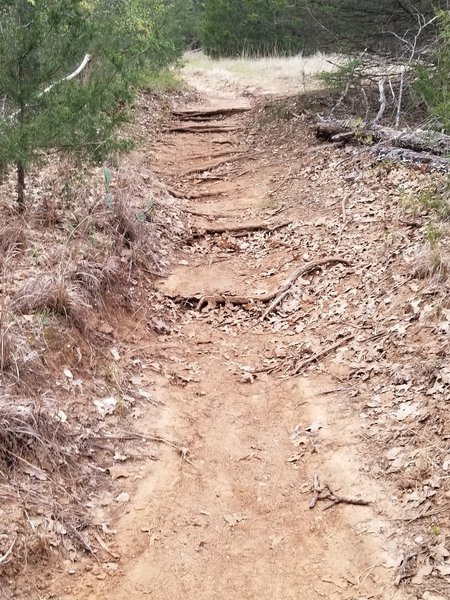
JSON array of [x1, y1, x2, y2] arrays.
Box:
[[182, 50, 342, 95]]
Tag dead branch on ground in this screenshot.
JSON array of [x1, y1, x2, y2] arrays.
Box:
[[317, 119, 450, 156], [309, 472, 370, 511], [291, 334, 355, 375]]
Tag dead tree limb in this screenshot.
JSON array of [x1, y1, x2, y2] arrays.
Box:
[[316, 119, 450, 156], [309, 474, 370, 511], [373, 79, 387, 125]]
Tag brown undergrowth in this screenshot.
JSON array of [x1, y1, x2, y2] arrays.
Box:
[[0, 89, 190, 576]]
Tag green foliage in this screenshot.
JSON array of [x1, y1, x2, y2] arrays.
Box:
[[201, 0, 304, 58], [0, 0, 179, 207], [199, 0, 446, 58], [142, 69, 183, 92], [165, 0, 203, 50], [415, 11, 450, 133], [406, 179, 450, 221]]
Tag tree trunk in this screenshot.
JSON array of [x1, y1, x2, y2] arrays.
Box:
[[17, 162, 25, 211]]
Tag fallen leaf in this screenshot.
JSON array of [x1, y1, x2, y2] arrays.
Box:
[[109, 465, 130, 480], [115, 492, 130, 504], [93, 397, 118, 417], [110, 347, 121, 361]]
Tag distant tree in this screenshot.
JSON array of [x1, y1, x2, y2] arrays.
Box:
[[415, 10, 450, 132], [200, 0, 449, 58], [0, 0, 178, 209], [166, 0, 203, 49], [201, 0, 303, 57]]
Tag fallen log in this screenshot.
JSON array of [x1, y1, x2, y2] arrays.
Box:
[[171, 257, 349, 312], [374, 147, 450, 173], [316, 119, 450, 157]]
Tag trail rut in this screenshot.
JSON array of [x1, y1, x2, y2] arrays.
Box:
[[55, 80, 413, 600]]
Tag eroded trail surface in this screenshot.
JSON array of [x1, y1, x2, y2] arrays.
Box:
[[58, 83, 414, 600]]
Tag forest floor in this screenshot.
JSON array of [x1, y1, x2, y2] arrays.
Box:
[[2, 59, 450, 600]]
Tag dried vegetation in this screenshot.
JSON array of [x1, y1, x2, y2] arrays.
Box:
[[0, 89, 189, 575]]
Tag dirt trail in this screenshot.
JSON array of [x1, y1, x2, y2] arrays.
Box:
[[56, 79, 412, 600]]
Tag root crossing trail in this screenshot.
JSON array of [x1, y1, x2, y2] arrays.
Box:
[[59, 80, 412, 600]]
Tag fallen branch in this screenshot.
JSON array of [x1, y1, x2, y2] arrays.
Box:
[[309, 473, 370, 511], [374, 147, 450, 172], [171, 257, 349, 312], [192, 220, 291, 237], [317, 118, 450, 157], [0, 536, 16, 565], [292, 334, 355, 375]]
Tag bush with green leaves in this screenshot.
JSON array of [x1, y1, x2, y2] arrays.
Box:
[[0, 0, 179, 209], [200, 0, 304, 58], [415, 11, 450, 133]]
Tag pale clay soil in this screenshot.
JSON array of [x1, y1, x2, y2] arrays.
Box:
[[30, 66, 434, 600]]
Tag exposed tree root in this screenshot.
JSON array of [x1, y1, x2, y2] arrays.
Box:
[[172, 107, 250, 120], [192, 220, 291, 237], [167, 187, 225, 200], [183, 154, 249, 176], [171, 257, 349, 312], [168, 125, 240, 134]]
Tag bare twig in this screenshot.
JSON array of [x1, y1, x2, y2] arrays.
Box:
[[0, 536, 16, 565], [309, 474, 370, 511], [292, 334, 355, 375]]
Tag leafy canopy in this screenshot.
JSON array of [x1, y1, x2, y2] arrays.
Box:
[[0, 0, 178, 202]]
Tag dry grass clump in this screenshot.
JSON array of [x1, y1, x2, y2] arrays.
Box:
[[0, 223, 26, 255], [0, 398, 78, 473], [413, 245, 450, 281], [108, 189, 163, 276], [0, 322, 14, 372], [71, 255, 121, 306], [12, 273, 90, 330]]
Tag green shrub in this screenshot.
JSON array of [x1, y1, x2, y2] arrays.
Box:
[[415, 11, 450, 132]]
